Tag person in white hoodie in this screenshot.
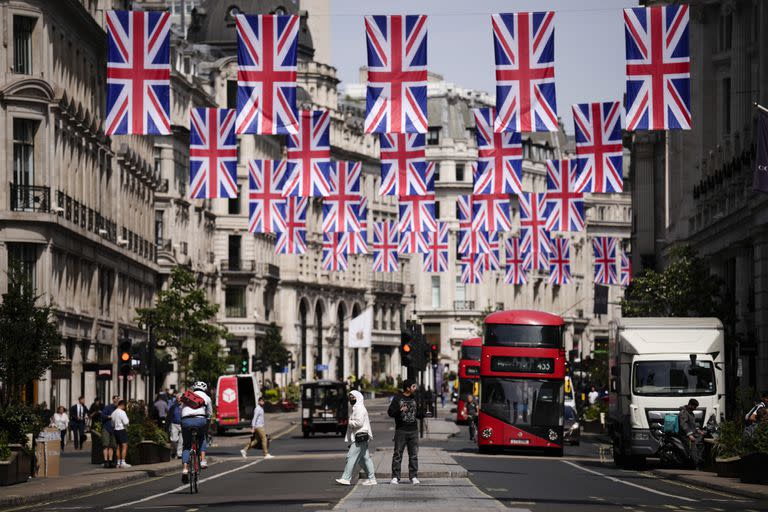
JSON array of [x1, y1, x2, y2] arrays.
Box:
[[335, 390, 376, 486]]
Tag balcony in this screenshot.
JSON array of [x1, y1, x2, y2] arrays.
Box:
[[263, 263, 280, 280], [453, 300, 475, 311], [372, 280, 404, 294], [220, 259, 256, 272], [10, 184, 49, 212]]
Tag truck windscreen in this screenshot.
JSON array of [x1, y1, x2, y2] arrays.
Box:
[[633, 361, 716, 396], [484, 324, 563, 348]]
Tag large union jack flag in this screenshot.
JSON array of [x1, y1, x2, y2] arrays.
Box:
[[399, 231, 428, 255], [619, 250, 632, 287], [323, 161, 361, 233], [492, 12, 558, 133], [379, 133, 428, 195], [460, 253, 485, 284], [545, 159, 584, 232], [593, 236, 618, 285], [189, 108, 238, 199], [473, 108, 523, 194], [322, 233, 348, 272], [519, 192, 552, 271], [398, 193, 436, 233], [283, 110, 332, 197], [504, 238, 527, 285], [573, 101, 625, 193], [340, 197, 368, 255], [548, 238, 572, 285], [373, 221, 399, 272], [248, 160, 288, 234], [365, 15, 428, 134], [624, 5, 690, 131], [236, 14, 299, 135], [472, 193, 512, 233], [275, 197, 307, 255], [105, 10, 171, 135], [422, 222, 449, 273]]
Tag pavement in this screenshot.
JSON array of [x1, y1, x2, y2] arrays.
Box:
[[648, 468, 768, 501]]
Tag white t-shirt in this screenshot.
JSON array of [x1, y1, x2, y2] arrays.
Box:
[[588, 391, 599, 405], [111, 408, 129, 431], [181, 390, 213, 418]]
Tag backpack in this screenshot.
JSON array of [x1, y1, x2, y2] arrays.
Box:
[[180, 389, 206, 409], [663, 413, 679, 434]]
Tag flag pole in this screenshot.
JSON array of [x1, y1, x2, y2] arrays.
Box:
[[753, 102, 768, 115]]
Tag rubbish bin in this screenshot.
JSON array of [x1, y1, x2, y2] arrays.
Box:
[[34, 427, 61, 477]]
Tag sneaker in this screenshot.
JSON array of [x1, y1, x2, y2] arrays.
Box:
[[335, 478, 351, 486], [121, 462, 132, 468], [115, 461, 122, 468], [200, 460, 208, 469], [411, 477, 420, 485], [362, 479, 378, 486], [103, 461, 109, 469], [240, 449, 247, 459], [390, 478, 399, 485], [264, 454, 274, 459]]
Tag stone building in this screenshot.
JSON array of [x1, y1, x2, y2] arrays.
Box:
[[628, 0, 768, 392]]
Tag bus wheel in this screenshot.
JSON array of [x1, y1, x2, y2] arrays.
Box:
[[478, 446, 493, 455], [303, 431, 309, 438], [553, 448, 564, 457]]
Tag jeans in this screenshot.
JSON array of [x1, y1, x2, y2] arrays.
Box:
[[391, 429, 418, 480], [70, 421, 85, 449], [169, 423, 183, 458], [341, 440, 375, 481], [468, 416, 477, 440], [181, 416, 208, 465], [59, 429, 67, 450]]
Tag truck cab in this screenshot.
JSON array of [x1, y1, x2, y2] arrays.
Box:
[[608, 318, 725, 467]]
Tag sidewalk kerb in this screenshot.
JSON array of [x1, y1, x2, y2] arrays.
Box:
[[649, 469, 768, 501]]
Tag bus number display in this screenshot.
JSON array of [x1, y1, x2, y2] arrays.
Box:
[[465, 366, 480, 376], [490, 356, 555, 374]]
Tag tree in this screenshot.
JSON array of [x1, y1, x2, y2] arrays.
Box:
[[621, 245, 733, 322], [136, 266, 228, 387], [0, 263, 60, 406], [260, 322, 290, 381]]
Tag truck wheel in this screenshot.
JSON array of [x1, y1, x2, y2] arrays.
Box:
[[629, 455, 646, 469], [612, 443, 629, 468]]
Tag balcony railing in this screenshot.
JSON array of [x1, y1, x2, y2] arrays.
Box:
[[453, 300, 475, 311], [10, 184, 49, 212], [220, 259, 256, 272], [372, 280, 404, 294], [264, 263, 280, 279]]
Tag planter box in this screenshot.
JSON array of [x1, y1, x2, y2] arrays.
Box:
[[0, 450, 31, 486], [581, 419, 601, 434], [138, 441, 160, 465], [90, 431, 104, 464], [714, 456, 742, 478], [157, 444, 171, 463], [739, 453, 768, 484]]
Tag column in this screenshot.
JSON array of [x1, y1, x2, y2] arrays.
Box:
[[753, 233, 768, 392]]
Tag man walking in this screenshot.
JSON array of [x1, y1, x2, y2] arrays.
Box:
[[69, 396, 88, 449], [240, 397, 273, 459], [167, 393, 183, 459], [466, 394, 478, 441], [388, 379, 420, 485]]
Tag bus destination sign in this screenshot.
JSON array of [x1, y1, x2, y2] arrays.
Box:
[[490, 356, 555, 374], [465, 366, 480, 376]]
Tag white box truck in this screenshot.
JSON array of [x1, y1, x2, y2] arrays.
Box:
[[608, 318, 725, 467]]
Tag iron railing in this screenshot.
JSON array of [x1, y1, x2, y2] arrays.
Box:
[[10, 184, 49, 212]]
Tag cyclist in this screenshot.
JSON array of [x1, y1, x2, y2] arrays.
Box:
[[180, 381, 213, 483]]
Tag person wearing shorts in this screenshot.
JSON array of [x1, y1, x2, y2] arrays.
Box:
[[111, 400, 131, 468]]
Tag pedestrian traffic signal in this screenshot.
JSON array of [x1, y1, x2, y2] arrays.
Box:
[[430, 343, 439, 365], [240, 349, 249, 374], [118, 338, 132, 376]]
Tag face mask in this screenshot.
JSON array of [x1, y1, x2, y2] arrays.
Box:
[[349, 398, 356, 405]]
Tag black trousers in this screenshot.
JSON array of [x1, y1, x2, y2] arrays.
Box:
[[391, 429, 419, 480], [70, 421, 85, 449]]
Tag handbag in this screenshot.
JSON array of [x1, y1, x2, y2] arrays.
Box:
[[354, 431, 370, 443]]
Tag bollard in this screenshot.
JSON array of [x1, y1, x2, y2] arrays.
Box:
[[600, 412, 606, 433]]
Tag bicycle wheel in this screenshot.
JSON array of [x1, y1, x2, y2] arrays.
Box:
[[189, 448, 197, 494]]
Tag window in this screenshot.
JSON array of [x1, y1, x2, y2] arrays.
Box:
[[427, 127, 440, 146], [226, 80, 238, 109], [154, 210, 164, 248], [13, 119, 35, 186], [433, 163, 440, 182], [455, 164, 465, 182], [7, 243, 37, 288], [431, 276, 441, 309], [228, 183, 241, 214], [13, 16, 35, 74], [228, 234, 241, 270], [633, 361, 715, 396], [722, 78, 731, 135], [719, 13, 732, 51], [225, 286, 246, 317]]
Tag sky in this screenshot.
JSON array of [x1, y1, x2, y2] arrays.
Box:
[[328, 0, 639, 133]]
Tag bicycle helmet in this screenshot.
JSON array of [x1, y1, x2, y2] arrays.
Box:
[[192, 381, 208, 392]]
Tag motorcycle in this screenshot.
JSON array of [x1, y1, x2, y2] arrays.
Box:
[[659, 415, 719, 468]]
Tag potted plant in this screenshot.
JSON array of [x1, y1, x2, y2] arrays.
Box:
[[0, 434, 17, 486], [90, 421, 104, 464], [712, 420, 744, 478], [739, 421, 768, 484]]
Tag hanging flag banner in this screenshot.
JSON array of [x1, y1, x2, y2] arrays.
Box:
[[248, 160, 288, 234], [593, 236, 618, 285], [545, 159, 584, 232], [572, 101, 624, 193], [284, 110, 332, 197], [754, 109, 768, 193], [189, 108, 238, 199], [379, 133, 428, 196], [275, 197, 308, 255], [373, 221, 400, 272], [348, 308, 373, 349]]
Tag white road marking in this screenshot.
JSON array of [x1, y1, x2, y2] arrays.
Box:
[[104, 459, 265, 509], [561, 460, 697, 502]]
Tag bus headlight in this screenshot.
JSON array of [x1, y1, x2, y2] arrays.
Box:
[[481, 428, 493, 439]]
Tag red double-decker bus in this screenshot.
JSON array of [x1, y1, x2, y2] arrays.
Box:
[[457, 337, 482, 423], [478, 310, 566, 455]]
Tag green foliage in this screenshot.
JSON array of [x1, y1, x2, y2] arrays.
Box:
[[124, 401, 169, 464], [621, 246, 732, 322], [136, 266, 228, 386], [0, 263, 61, 406], [261, 322, 290, 370], [0, 404, 45, 448], [263, 388, 280, 403], [0, 432, 11, 461], [750, 422, 768, 454], [714, 420, 745, 459], [285, 383, 301, 403], [583, 402, 607, 421]]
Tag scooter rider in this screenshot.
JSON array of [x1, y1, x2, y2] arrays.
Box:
[[678, 398, 703, 468]]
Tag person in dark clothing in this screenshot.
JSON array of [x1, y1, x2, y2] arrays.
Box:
[[69, 396, 88, 449], [678, 398, 703, 468], [387, 379, 420, 485], [88, 398, 103, 425], [465, 394, 478, 441]]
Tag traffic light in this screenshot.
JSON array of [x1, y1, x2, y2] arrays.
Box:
[[118, 338, 132, 376], [430, 343, 439, 365], [240, 349, 249, 374], [400, 329, 414, 368]]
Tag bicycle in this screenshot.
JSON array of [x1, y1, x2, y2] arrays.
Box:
[[188, 427, 201, 494]]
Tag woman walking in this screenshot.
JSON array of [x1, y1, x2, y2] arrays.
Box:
[[52, 406, 69, 450], [335, 390, 376, 486]]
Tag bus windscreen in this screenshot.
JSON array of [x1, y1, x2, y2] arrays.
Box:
[[484, 324, 563, 348], [461, 345, 482, 361]]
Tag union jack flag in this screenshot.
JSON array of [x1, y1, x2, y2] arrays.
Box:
[[379, 133, 429, 196], [459, 228, 495, 256], [573, 101, 625, 193], [620, 250, 632, 286], [519, 192, 552, 271], [340, 197, 368, 254], [504, 238, 527, 285], [457, 195, 473, 224], [492, 12, 558, 133], [373, 221, 399, 272], [624, 5, 691, 130], [105, 10, 171, 135], [323, 161, 362, 233], [472, 193, 512, 233], [365, 15, 428, 134], [248, 160, 288, 234], [473, 108, 523, 194], [548, 238, 572, 285], [275, 197, 307, 254], [398, 193, 437, 233], [545, 159, 584, 232], [236, 14, 299, 134], [322, 233, 348, 272], [481, 235, 502, 271], [422, 222, 449, 273], [283, 110, 332, 197], [189, 108, 238, 199], [460, 253, 485, 284], [593, 236, 618, 285], [399, 231, 428, 255]]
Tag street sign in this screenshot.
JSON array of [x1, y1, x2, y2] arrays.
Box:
[[315, 364, 328, 371]]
